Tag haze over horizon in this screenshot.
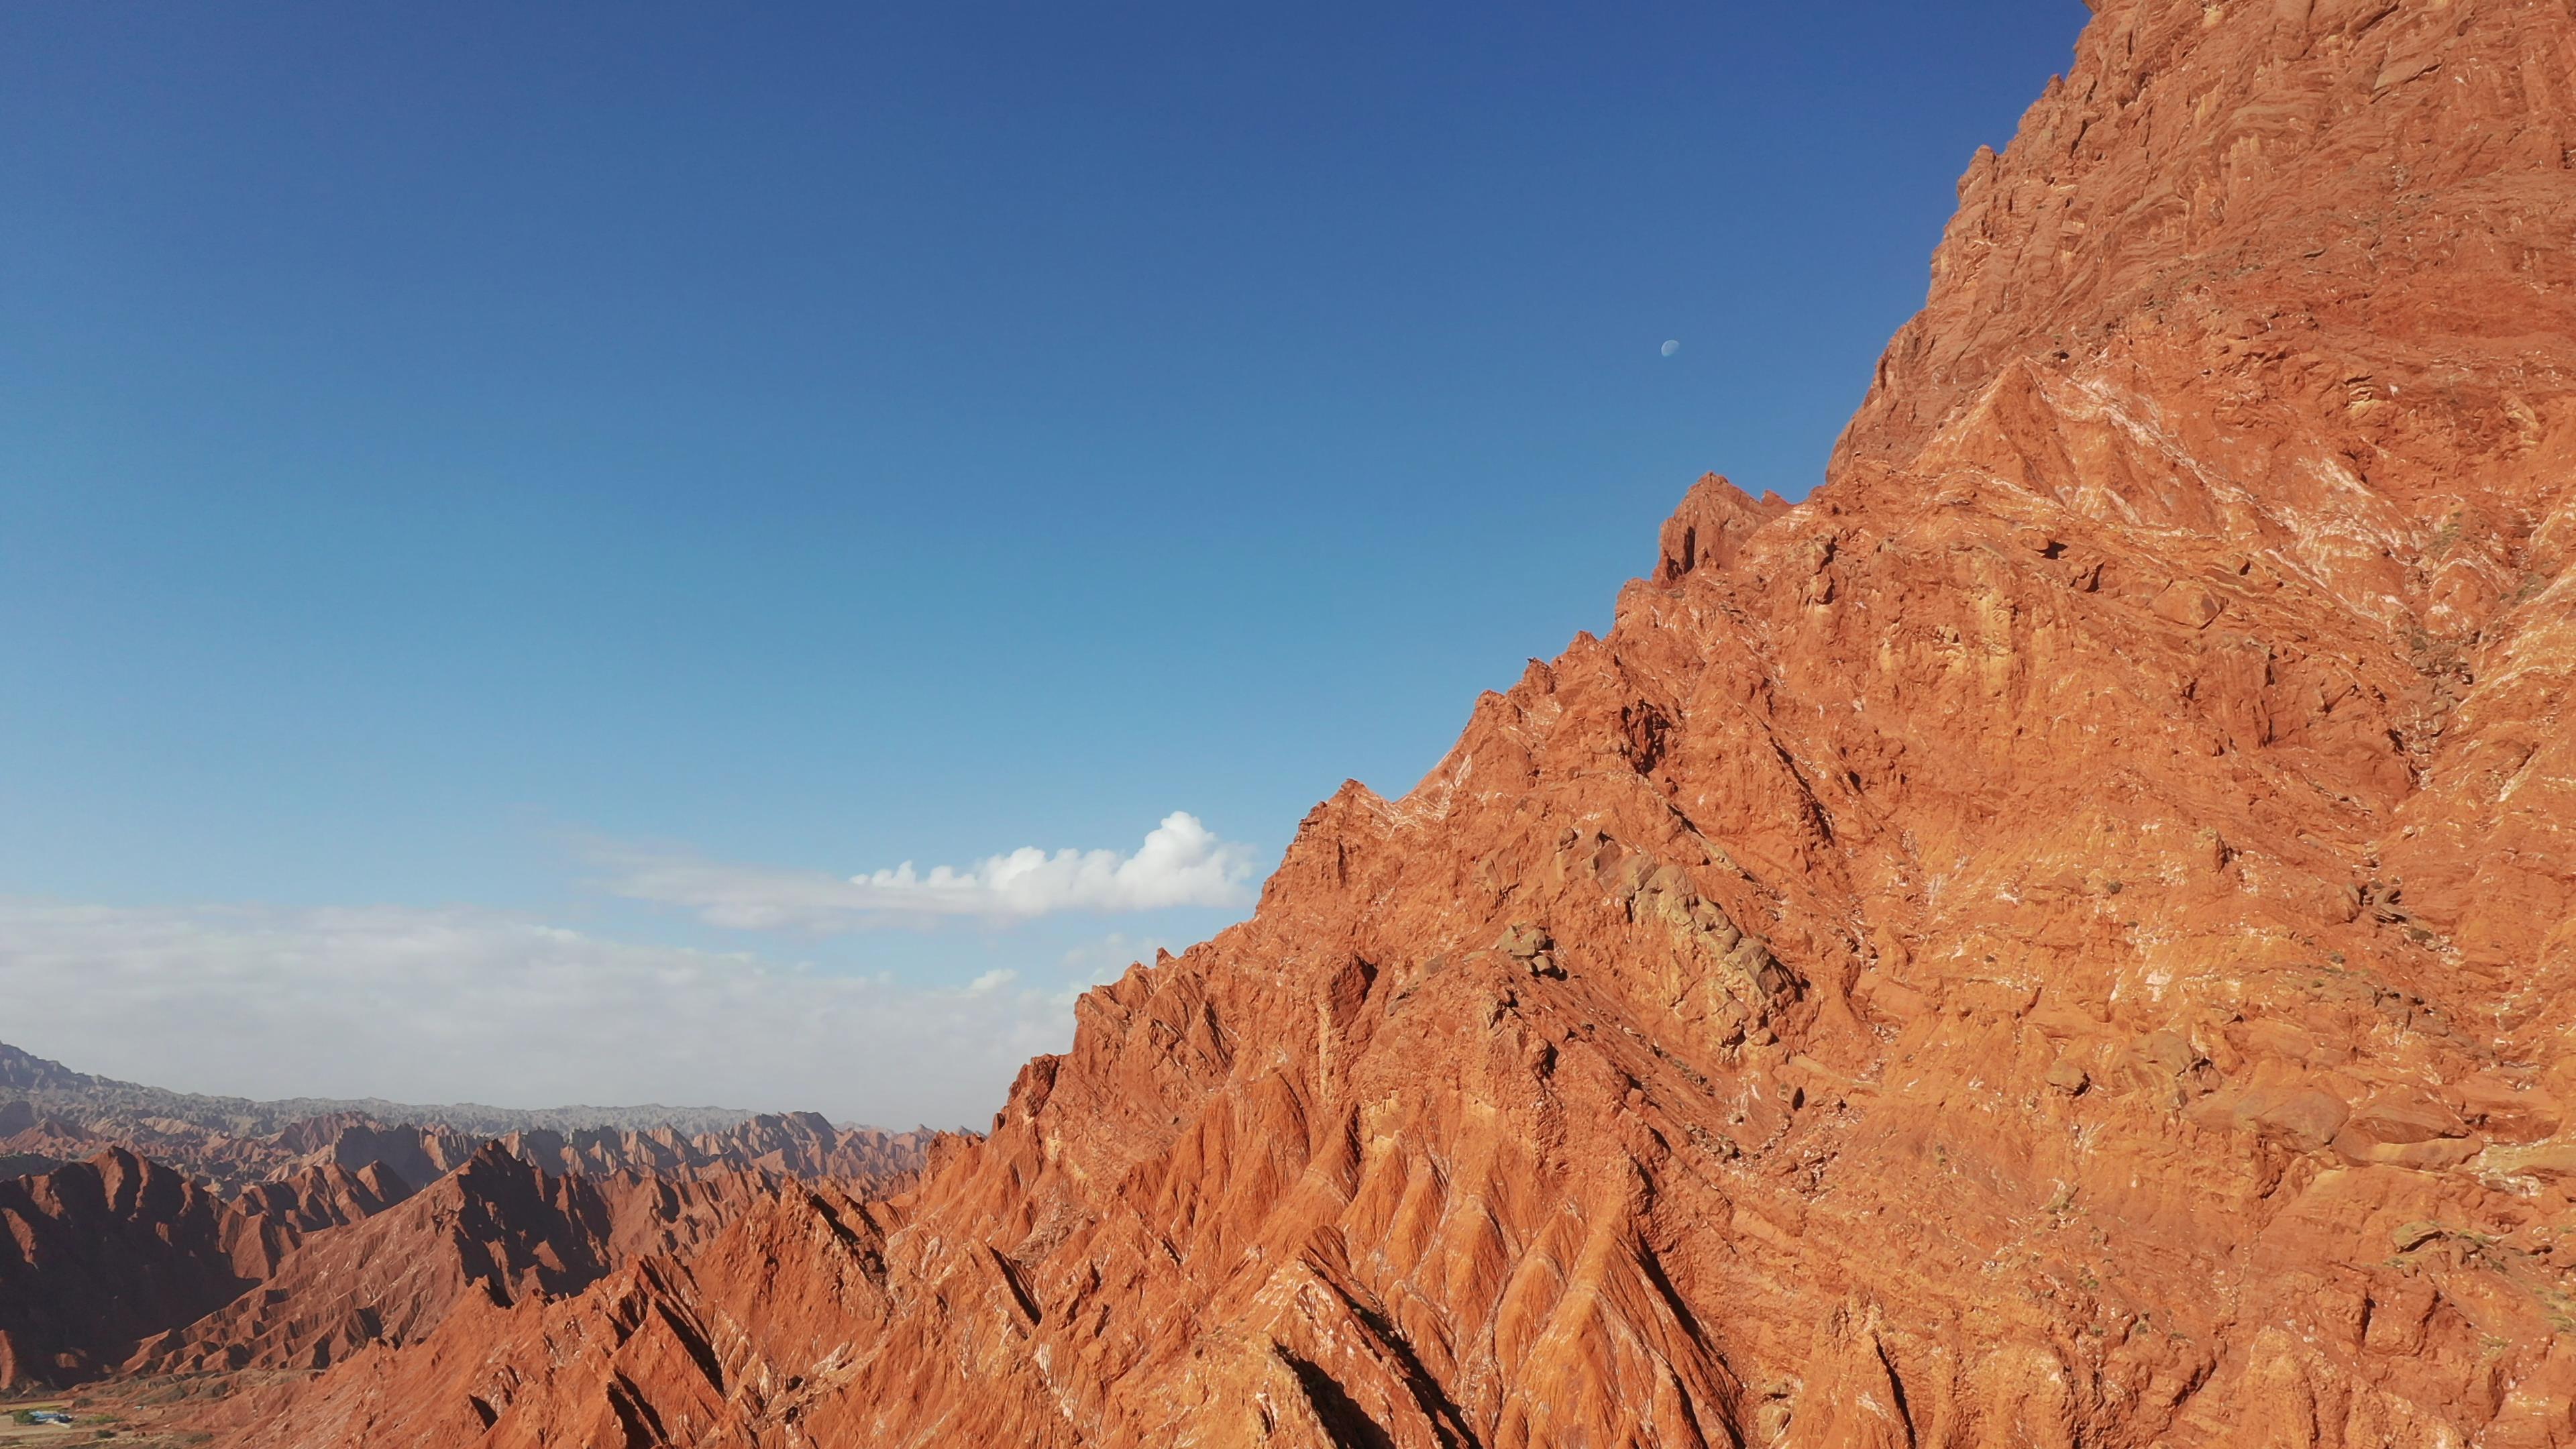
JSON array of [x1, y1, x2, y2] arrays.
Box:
[[2, 1, 2090, 1127]]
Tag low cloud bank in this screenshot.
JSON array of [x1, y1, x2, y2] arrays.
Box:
[[0, 899, 1142, 1128]]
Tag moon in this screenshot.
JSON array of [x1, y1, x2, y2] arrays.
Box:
[[1660, 339, 1680, 357]]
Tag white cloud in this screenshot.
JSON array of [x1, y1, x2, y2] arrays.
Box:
[[0, 898, 1144, 1130], [1057, 931, 1171, 978], [596, 812, 1260, 932]]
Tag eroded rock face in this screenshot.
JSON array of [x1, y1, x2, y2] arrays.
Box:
[[492, 1112, 943, 1189], [200, 1, 2576, 1444], [197, 1180, 906, 1449], [0, 1150, 289, 1389], [133, 1145, 785, 1378]]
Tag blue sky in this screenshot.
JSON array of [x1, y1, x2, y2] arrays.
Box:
[[0, 1, 2090, 1126]]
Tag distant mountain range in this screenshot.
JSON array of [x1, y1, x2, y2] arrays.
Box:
[[0, 1038, 937, 1199], [0, 1038, 759, 1137]]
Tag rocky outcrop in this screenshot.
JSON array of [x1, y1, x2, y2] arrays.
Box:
[[190, 0, 2576, 1443]]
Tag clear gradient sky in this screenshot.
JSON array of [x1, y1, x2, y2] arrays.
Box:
[[1, 1, 2091, 1126]]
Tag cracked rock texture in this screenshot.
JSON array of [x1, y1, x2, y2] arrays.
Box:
[[201, 0, 2576, 1443]]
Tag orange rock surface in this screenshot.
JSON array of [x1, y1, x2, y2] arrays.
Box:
[[190, 0, 2576, 1442]]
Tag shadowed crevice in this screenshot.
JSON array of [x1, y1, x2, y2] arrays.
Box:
[[1277, 1348, 1397, 1449]]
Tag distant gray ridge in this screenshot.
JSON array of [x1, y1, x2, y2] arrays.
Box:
[[0, 1040, 761, 1138]]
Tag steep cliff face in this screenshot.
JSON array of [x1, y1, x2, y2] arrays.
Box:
[[215, 1, 2576, 1444]]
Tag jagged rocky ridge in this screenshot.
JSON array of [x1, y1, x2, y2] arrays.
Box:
[[70, 0, 2576, 1442], [0, 1051, 941, 1395], [0, 1145, 805, 1391], [131, 1144, 788, 1377], [0, 1042, 938, 1195]]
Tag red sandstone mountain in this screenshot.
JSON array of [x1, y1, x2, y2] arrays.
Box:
[[135, 1144, 784, 1377], [233, 1157, 417, 1234], [1, 1140, 813, 1399], [142, 0, 2576, 1443], [202, 1178, 909, 1448], [0, 1110, 932, 1396], [0, 1150, 299, 1389], [1, 1147, 437, 1391]]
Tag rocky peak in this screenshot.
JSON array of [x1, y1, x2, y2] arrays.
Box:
[[1841, 0, 2576, 489]]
